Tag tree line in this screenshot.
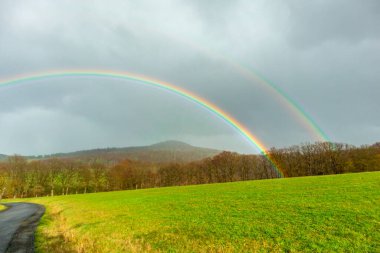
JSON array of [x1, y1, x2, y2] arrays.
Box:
[[0, 142, 379, 199], [269, 142, 380, 176]]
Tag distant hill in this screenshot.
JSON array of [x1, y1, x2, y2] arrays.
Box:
[[0, 154, 7, 160], [28, 141, 221, 163]]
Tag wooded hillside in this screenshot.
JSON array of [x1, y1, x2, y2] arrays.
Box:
[[0, 142, 379, 199]]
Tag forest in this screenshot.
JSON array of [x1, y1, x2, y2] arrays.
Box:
[[0, 142, 379, 199]]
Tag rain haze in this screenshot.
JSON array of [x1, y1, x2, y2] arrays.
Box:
[[0, 0, 379, 155]]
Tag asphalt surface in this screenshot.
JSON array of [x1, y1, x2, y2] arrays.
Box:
[[0, 203, 45, 253]]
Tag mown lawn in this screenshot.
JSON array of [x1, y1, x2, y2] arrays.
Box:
[[23, 172, 380, 252]]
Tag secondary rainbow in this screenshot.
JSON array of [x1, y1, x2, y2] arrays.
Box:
[[0, 70, 284, 177], [160, 31, 331, 142]]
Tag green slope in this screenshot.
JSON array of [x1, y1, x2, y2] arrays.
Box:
[[27, 172, 379, 252]]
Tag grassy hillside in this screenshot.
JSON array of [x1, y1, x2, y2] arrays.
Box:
[[25, 172, 379, 252]]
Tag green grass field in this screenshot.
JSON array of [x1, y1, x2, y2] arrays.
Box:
[[23, 172, 380, 252], [0, 204, 6, 211]]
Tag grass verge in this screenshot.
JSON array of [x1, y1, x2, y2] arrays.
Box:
[[0, 204, 7, 211]]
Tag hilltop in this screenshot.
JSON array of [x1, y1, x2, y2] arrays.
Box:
[[25, 140, 221, 163]]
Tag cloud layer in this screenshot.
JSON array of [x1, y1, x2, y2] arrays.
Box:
[[0, 0, 379, 154]]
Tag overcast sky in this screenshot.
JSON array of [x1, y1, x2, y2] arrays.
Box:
[[0, 0, 379, 155]]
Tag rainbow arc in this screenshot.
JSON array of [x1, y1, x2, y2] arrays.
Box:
[[0, 70, 284, 177]]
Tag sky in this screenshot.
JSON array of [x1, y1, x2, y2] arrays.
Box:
[[0, 0, 379, 155]]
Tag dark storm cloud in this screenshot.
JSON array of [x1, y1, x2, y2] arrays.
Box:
[[0, 0, 379, 154]]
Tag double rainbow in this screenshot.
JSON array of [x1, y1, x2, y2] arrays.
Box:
[[0, 70, 284, 177]]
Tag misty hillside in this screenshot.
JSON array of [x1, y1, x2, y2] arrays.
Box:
[[28, 141, 221, 163], [0, 154, 7, 160]]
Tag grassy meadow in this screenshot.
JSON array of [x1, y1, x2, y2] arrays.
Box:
[[16, 172, 380, 252], [0, 204, 6, 211]]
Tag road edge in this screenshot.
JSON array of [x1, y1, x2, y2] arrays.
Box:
[[5, 203, 45, 253]]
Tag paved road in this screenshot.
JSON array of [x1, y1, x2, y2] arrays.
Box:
[[0, 203, 45, 253]]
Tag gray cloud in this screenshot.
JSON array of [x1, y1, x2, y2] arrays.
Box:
[[0, 0, 379, 155], [285, 0, 380, 48]]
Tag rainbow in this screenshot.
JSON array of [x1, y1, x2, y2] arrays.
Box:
[[0, 70, 284, 177], [215, 59, 331, 142], [160, 32, 331, 142]]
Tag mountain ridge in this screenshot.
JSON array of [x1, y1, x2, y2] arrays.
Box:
[[24, 140, 221, 163]]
